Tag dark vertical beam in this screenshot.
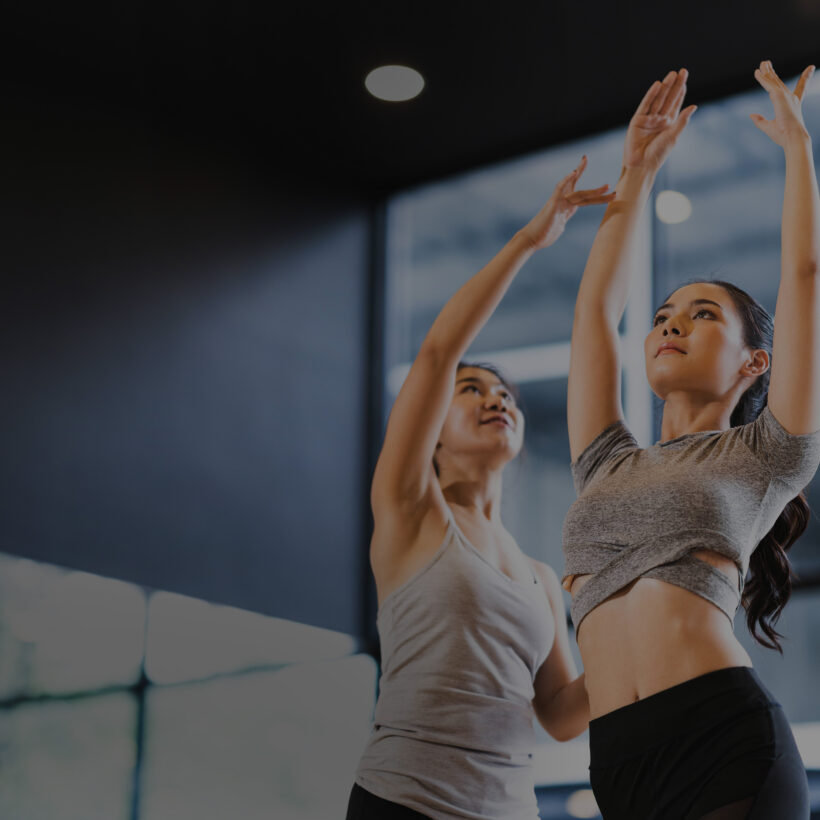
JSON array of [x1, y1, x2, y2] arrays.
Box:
[[650, 171, 665, 442], [360, 200, 387, 660], [128, 669, 149, 820]]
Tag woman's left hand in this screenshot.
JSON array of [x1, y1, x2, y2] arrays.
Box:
[[520, 156, 616, 250], [751, 60, 814, 146]]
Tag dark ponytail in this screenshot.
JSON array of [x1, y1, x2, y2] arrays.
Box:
[[710, 280, 811, 651]]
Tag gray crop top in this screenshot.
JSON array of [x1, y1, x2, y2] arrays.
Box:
[[562, 405, 820, 632]]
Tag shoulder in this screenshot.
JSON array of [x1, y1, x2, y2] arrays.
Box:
[[732, 405, 820, 491], [370, 489, 450, 568], [571, 417, 639, 494]]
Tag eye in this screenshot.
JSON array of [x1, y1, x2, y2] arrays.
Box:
[[461, 384, 480, 394], [694, 308, 715, 319], [653, 314, 667, 327]]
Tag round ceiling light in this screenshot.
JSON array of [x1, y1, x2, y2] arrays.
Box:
[[655, 190, 693, 224], [365, 65, 425, 102]]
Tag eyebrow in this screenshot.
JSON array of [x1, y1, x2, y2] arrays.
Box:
[[455, 375, 513, 395], [654, 298, 724, 313]]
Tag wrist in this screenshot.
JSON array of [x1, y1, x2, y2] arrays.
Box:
[[617, 164, 657, 199], [512, 227, 540, 254], [620, 163, 658, 184], [783, 127, 813, 150]]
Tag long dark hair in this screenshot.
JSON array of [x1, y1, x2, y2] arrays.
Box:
[[687, 280, 811, 651]]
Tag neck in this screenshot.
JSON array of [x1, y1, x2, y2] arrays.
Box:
[[439, 459, 505, 523], [659, 392, 736, 441]]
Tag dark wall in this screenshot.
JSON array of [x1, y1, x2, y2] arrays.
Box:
[[0, 100, 371, 636]]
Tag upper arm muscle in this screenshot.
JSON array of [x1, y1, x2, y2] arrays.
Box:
[[768, 274, 820, 434], [567, 307, 625, 461], [371, 345, 457, 510]]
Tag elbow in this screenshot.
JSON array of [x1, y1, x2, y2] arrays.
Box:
[[538, 716, 582, 743], [797, 258, 820, 280], [416, 339, 448, 369], [534, 701, 585, 743], [573, 299, 620, 332]]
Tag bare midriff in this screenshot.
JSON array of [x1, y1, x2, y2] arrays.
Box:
[[568, 549, 753, 720]]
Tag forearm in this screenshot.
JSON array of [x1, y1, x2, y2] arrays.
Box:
[[535, 674, 589, 742], [423, 231, 536, 358], [782, 133, 820, 280], [576, 166, 656, 324]]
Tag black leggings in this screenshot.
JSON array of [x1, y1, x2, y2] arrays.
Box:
[[345, 783, 431, 819], [588, 666, 809, 819]]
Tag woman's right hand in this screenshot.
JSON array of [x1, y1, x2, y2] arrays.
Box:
[[519, 155, 616, 250], [622, 69, 697, 173]]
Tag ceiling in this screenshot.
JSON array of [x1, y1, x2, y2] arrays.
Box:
[[7, 0, 820, 198]]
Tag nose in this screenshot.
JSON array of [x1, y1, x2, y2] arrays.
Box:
[[662, 318, 683, 336], [485, 393, 509, 413]]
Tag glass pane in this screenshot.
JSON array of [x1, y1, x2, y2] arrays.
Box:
[[385, 127, 626, 371], [140, 654, 377, 820], [144, 590, 357, 684], [0, 692, 136, 820], [736, 587, 820, 726], [501, 377, 575, 574], [0, 553, 146, 698]]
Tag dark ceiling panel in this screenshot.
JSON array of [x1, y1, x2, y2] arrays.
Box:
[[6, 0, 820, 195]]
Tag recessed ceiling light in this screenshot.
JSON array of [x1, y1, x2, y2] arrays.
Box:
[[655, 189, 692, 224], [565, 788, 600, 818], [365, 65, 425, 102]]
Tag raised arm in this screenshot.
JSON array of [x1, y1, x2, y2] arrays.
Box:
[[751, 61, 820, 435], [371, 162, 615, 517], [567, 70, 696, 460]]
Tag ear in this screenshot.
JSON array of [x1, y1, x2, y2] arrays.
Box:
[[743, 348, 770, 377]]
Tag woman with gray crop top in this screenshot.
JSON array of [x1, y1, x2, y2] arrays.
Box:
[[345, 162, 616, 819], [564, 63, 820, 819]]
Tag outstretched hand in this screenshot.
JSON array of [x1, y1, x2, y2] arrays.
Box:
[[623, 69, 697, 172], [751, 61, 814, 147], [520, 156, 616, 250]]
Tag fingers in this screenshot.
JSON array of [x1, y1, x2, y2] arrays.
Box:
[[670, 104, 697, 139], [557, 155, 588, 193], [567, 187, 617, 206], [749, 112, 776, 140], [649, 70, 679, 115], [794, 65, 816, 100], [636, 80, 662, 116], [661, 69, 689, 119], [558, 157, 615, 205], [754, 60, 789, 95]]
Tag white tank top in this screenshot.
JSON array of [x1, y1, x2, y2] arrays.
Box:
[[355, 515, 555, 820]]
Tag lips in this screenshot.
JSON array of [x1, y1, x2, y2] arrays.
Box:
[[481, 415, 511, 428], [656, 343, 686, 357]]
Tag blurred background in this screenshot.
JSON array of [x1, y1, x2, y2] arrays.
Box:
[[3, 2, 820, 818]]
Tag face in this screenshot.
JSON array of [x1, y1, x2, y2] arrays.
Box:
[[644, 282, 768, 402], [437, 367, 524, 468]]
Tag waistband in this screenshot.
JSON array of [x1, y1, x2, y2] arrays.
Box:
[[588, 666, 779, 767]]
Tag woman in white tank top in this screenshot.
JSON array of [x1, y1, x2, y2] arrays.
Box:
[[347, 160, 615, 819]]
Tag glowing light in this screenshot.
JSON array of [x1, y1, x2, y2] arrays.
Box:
[[655, 190, 692, 224], [365, 65, 424, 102], [565, 788, 600, 818]]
